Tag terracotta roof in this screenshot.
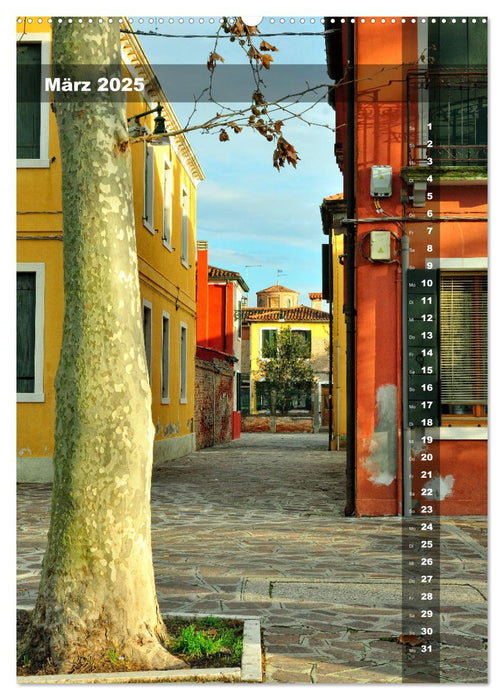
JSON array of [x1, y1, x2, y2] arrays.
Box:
[[323, 193, 345, 201], [242, 305, 329, 323], [208, 265, 249, 292], [257, 284, 298, 294], [309, 292, 323, 300]]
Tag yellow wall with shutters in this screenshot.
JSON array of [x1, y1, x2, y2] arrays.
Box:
[[16, 18, 203, 479], [249, 319, 331, 415]]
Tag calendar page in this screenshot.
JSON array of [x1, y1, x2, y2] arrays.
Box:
[[16, 7, 490, 688]]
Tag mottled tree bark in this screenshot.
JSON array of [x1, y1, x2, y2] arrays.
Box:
[[21, 18, 184, 672]]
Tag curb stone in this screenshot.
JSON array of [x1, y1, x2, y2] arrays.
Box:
[[17, 611, 262, 684]]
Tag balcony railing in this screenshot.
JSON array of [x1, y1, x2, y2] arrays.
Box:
[[406, 69, 487, 167]]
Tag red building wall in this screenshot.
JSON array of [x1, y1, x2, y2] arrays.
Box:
[[195, 244, 239, 449], [330, 19, 487, 516]]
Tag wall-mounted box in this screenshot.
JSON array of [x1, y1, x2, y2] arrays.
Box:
[[370, 230, 391, 260], [370, 165, 393, 197]]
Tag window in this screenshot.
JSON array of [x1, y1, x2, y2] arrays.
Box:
[[237, 299, 242, 339], [180, 323, 188, 403], [440, 273, 487, 424], [17, 264, 45, 402], [427, 20, 487, 165], [162, 159, 172, 248], [143, 143, 154, 231], [161, 312, 170, 403], [261, 328, 277, 357], [142, 300, 152, 382], [255, 380, 272, 411], [16, 35, 50, 167], [17, 43, 41, 159], [238, 372, 250, 415], [292, 329, 312, 355], [181, 188, 189, 265]]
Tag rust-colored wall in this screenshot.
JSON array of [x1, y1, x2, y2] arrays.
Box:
[[341, 21, 487, 516]]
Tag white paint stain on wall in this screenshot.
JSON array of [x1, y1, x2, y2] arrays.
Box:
[[424, 474, 455, 501], [365, 384, 398, 486]]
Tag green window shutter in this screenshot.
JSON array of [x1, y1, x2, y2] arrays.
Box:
[[440, 274, 487, 406], [261, 329, 277, 356], [17, 43, 41, 159], [17, 272, 36, 393], [255, 381, 271, 410]]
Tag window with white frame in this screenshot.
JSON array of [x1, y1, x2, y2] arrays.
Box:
[[180, 322, 188, 403], [161, 312, 170, 403], [162, 159, 172, 248], [181, 187, 189, 265], [17, 263, 45, 402], [16, 34, 50, 167], [440, 272, 487, 424], [143, 142, 155, 231], [142, 300, 152, 382]]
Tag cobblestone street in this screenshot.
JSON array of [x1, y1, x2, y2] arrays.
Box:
[[17, 433, 487, 683]]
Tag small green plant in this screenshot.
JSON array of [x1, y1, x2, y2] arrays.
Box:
[[167, 617, 243, 667], [19, 653, 32, 668], [107, 649, 124, 666]]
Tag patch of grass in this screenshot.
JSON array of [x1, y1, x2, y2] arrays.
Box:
[[165, 616, 243, 668], [17, 610, 243, 675]]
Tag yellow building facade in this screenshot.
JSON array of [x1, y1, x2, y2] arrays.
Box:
[[243, 300, 331, 422], [321, 194, 348, 447], [16, 18, 204, 481]]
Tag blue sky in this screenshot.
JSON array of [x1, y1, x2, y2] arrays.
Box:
[[133, 16, 343, 307]]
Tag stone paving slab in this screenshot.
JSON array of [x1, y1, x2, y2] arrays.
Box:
[[17, 433, 488, 684]]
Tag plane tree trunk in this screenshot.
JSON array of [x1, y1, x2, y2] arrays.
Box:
[[20, 17, 184, 673]]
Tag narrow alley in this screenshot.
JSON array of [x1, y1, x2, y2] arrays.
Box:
[[17, 433, 487, 683]]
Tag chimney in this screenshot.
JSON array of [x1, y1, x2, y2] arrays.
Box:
[[309, 292, 323, 311]]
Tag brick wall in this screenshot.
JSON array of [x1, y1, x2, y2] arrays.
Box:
[[241, 414, 314, 433], [195, 356, 234, 450]]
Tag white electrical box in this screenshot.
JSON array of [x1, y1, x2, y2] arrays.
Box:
[[370, 230, 391, 260], [370, 165, 393, 197]]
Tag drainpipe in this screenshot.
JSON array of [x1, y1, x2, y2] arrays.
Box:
[[401, 234, 411, 517], [344, 18, 356, 517], [328, 232, 334, 449]]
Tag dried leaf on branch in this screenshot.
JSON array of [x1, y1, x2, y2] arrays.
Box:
[[273, 136, 300, 170], [260, 40, 278, 52], [230, 18, 260, 37], [261, 54, 274, 69], [207, 51, 225, 72], [247, 45, 262, 63]]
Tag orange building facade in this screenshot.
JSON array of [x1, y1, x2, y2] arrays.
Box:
[[195, 241, 248, 448], [324, 17, 487, 515]]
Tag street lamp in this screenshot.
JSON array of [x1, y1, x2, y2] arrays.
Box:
[[127, 102, 170, 145]]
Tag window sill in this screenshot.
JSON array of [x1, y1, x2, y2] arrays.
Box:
[[425, 426, 487, 441], [181, 258, 190, 269], [161, 397, 171, 405], [17, 393, 45, 403], [180, 397, 188, 405], [17, 159, 50, 169], [143, 220, 155, 235]]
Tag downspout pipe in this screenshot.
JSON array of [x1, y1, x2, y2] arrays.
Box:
[[344, 18, 357, 517], [328, 232, 334, 449]]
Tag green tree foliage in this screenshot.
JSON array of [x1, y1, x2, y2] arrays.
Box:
[[259, 326, 315, 414]]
